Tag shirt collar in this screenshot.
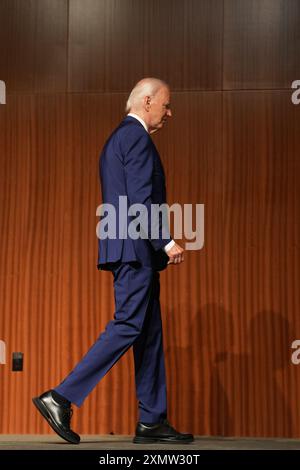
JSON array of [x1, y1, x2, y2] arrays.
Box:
[[127, 113, 148, 133]]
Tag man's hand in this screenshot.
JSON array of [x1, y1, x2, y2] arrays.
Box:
[[165, 242, 184, 265]]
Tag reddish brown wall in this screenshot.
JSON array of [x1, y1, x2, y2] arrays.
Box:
[[0, 0, 299, 437]]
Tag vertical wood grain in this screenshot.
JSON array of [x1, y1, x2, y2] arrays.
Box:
[[68, 0, 223, 92], [1, 0, 300, 438], [223, 0, 300, 89], [0, 0, 68, 92], [222, 91, 300, 436]]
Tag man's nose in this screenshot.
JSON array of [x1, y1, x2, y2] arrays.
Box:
[[167, 109, 172, 117]]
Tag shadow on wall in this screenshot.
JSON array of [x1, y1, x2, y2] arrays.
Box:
[[164, 304, 295, 438]]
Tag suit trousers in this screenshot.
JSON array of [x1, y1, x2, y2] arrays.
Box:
[[54, 262, 168, 424]]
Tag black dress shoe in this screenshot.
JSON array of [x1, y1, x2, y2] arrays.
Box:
[[32, 390, 80, 444], [133, 419, 194, 444]]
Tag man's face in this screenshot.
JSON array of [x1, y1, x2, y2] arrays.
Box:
[[147, 86, 172, 132]]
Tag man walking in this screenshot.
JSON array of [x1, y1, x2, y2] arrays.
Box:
[[33, 78, 194, 445]]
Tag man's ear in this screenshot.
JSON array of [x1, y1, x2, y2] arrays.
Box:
[[144, 95, 151, 110]]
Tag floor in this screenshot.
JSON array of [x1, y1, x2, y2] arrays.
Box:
[[0, 434, 299, 450]]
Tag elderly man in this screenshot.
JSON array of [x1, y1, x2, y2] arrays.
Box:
[[33, 78, 194, 445]]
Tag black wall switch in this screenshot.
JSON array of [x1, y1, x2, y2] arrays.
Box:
[[12, 352, 23, 371]]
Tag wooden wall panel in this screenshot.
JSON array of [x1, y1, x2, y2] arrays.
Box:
[[0, 0, 68, 92], [68, 0, 223, 92], [156, 92, 223, 435], [0, 94, 68, 432], [0, 92, 222, 435], [221, 91, 300, 437], [223, 0, 300, 89], [1, 0, 300, 439]]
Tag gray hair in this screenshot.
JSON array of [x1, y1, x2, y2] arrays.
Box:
[[125, 78, 168, 113]]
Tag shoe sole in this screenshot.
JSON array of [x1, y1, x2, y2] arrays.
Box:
[[133, 436, 194, 444], [32, 397, 80, 444]]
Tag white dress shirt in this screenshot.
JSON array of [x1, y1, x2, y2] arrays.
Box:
[[127, 113, 175, 254]]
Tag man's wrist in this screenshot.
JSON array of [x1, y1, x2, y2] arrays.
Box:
[[164, 239, 175, 253]]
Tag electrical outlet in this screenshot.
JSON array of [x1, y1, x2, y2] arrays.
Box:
[[12, 352, 23, 371]]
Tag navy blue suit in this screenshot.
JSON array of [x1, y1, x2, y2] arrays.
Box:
[[98, 115, 172, 271], [55, 116, 171, 424]]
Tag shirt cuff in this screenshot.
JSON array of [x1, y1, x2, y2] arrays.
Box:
[[163, 239, 175, 253]]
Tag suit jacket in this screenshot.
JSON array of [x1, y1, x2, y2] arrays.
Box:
[[97, 116, 172, 271]]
